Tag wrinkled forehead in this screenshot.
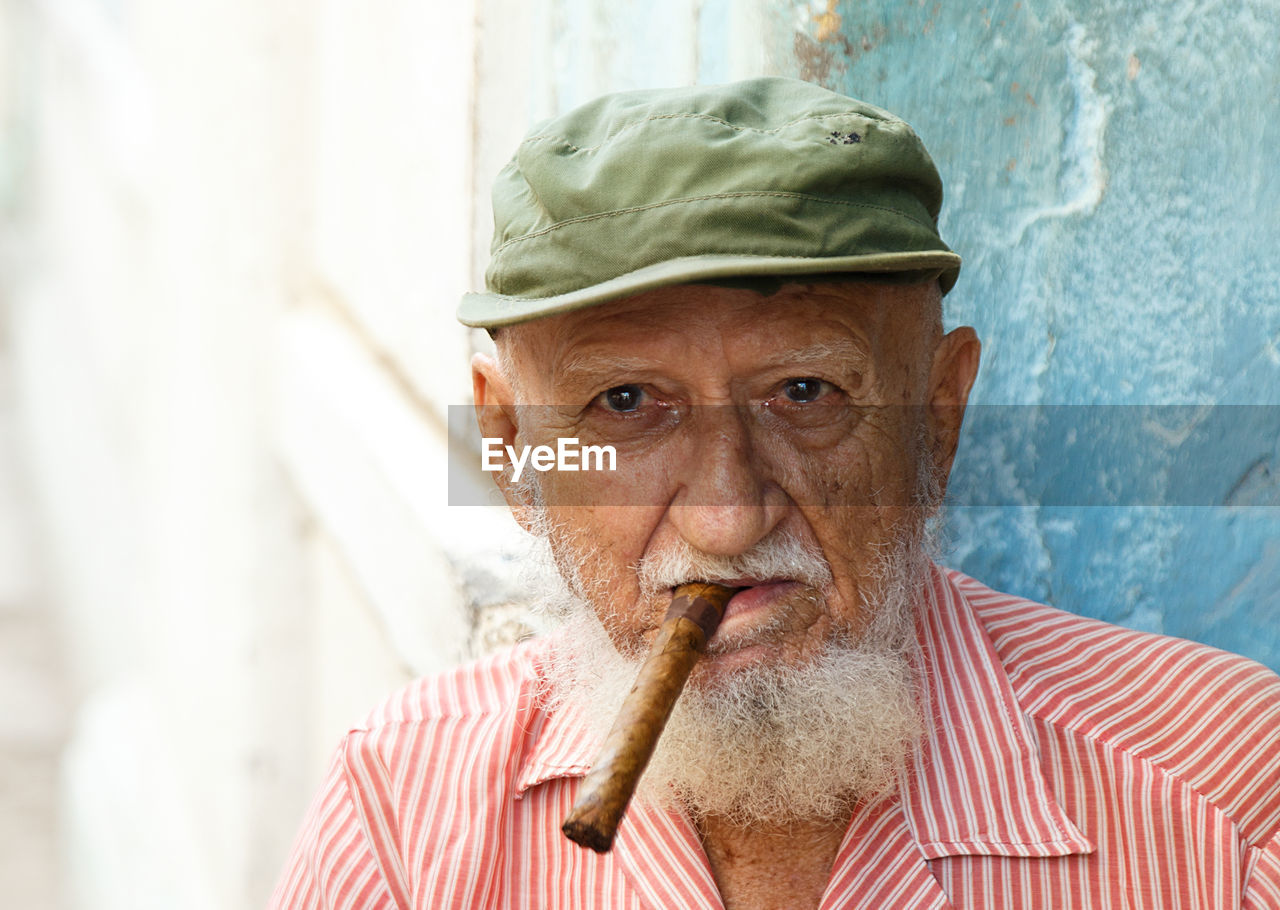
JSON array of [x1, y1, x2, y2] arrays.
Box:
[[493, 279, 942, 393]]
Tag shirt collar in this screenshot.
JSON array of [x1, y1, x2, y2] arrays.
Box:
[[901, 563, 1092, 859], [514, 668, 597, 795], [514, 563, 1093, 860]]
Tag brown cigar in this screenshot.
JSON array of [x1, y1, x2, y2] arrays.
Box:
[[561, 581, 740, 853]]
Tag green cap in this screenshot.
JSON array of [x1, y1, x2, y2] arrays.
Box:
[[458, 77, 961, 328]]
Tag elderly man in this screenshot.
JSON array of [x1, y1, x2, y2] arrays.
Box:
[[272, 78, 1280, 908]]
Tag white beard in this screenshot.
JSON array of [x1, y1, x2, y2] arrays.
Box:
[[532, 531, 929, 826]]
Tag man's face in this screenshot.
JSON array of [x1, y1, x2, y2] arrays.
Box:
[[473, 281, 979, 683]]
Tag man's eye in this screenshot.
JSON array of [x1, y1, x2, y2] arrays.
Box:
[[782, 378, 830, 403], [599, 384, 644, 412]]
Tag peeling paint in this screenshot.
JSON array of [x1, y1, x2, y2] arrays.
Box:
[[793, 30, 844, 85], [1005, 22, 1108, 245], [813, 0, 841, 42]]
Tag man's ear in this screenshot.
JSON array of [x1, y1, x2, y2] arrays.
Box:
[[471, 351, 516, 440], [926, 326, 981, 496], [471, 353, 540, 532]]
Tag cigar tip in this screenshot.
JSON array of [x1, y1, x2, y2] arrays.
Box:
[[561, 816, 617, 854]]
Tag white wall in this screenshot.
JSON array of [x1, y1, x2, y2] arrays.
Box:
[[0, 0, 768, 905]]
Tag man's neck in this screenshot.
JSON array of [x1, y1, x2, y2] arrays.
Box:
[[697, 811, 850, 910]]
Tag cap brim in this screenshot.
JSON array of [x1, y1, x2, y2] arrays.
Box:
[[458, 250, 962, 328]]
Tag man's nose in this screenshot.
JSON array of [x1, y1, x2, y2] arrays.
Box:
[[666, 406, 787, 556]]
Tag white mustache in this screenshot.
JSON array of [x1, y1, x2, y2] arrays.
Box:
[[636, 530, 834, 595]]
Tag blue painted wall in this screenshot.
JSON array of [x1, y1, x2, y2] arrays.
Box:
[[761, 1, 1280, 669]]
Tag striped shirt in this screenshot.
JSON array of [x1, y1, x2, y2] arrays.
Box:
[[270, 566, 1280, 908]]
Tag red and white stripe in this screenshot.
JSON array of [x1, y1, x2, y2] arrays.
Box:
[[270, 566, 1280, 908]]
